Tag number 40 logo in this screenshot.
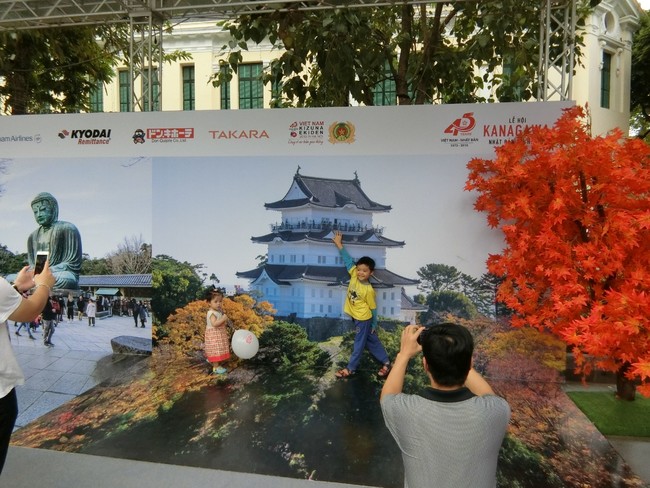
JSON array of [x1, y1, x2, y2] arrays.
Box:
[[444, 112, 476, 136]]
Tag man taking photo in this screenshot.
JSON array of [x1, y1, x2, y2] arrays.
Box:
[[381, 323, 510, 488]]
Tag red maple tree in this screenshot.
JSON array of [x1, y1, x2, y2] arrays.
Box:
[[466, 106, 650, 399]]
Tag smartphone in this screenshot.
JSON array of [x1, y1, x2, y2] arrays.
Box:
[[34, 251, 48, 275]]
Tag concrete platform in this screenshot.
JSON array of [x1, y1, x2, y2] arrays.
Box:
[[3, 447, 372, 488]]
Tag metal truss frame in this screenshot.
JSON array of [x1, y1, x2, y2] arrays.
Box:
[[0, 0, 575, 110], [537, 0, 577, 102]]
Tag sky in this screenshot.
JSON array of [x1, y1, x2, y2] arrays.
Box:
[[0, 157, 152, 260], [153, 155, 505, 292]]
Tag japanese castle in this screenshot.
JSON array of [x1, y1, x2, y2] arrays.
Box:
[[237, 168, 418, 320]]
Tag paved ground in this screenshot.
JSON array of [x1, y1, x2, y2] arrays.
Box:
[[563, 382, 650, 487], [10, 312, 150, 429]]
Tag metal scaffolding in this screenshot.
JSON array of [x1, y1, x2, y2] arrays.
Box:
[[0, 0, 576, 110], [537, 0, 578, 102]]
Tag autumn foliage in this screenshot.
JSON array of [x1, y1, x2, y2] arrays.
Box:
[[158, 293, 275, 357], [466, 106, 650, 396]]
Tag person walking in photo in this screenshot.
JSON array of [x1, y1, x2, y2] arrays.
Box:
[[86, 298, 96, 327], [77, 296, 85, 321], [138, 301, 148, 328], [41, 297, 57, 346], [132, 300, 140, 327], [66, 295, 74, 322], [381, 323, 510, 488], [1, 262, 55, 475], [331, 230, 391, 379]]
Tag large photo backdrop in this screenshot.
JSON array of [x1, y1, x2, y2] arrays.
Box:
[[6, 102, 643, 488]]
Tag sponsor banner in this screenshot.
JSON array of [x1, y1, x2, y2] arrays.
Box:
[[0, 102, 573, 157]]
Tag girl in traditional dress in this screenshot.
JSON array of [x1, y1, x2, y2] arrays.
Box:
[[205, 289, 230, 375]]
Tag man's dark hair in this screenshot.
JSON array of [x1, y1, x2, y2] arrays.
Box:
[[356, 256, 375, 271], [420, 322, 474, 387]]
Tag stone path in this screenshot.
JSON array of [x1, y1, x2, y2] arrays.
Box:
[[10, 313, 150, 429]]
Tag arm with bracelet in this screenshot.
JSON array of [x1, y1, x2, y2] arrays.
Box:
[[9, 260, 56, 322]]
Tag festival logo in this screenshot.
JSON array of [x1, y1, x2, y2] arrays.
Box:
[[444, 112, 476, 136], [328, 121, 356, 144], [288, 120, 325, 146], [147, 127, 194, 143], [58, 128, 112, 145], [440, 113, 478, 148], [132, 129, 146, 144]]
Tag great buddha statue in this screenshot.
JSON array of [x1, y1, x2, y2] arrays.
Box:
[[27, 192, 82, 290]]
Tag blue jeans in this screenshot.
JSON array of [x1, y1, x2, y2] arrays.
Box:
[[347, 318, 389, 372]]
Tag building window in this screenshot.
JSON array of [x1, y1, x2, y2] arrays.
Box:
[[271, 76, 282, 108], [290, 255, 297, 263], [501, 55, 524, 102], [89, 80, 103, 113], [239, 63, 263, 109], [119, 70, 130, 112], [220, 65, 231, 110], [373, 61, 396, 106], [318, 256, 326, 264], [600, 51, 611, 109], [279, 255, 285, 263], [142, 68, 160, 111], [182, 66, 195, 111]]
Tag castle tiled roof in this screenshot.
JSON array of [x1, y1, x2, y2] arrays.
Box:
[[251, 229, 405, 247], [265, 172, 391, 211], [236, 265, 418, 288], [400, 287, 427, 311]]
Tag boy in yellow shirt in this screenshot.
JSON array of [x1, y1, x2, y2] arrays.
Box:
[[332, 231, 391, 378]]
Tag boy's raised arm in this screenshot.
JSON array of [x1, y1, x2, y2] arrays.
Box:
[[332, 230, 343, 249], [332, 231, 355, 271]]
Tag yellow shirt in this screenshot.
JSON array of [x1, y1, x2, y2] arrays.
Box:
[[344, 265, 376, 321]]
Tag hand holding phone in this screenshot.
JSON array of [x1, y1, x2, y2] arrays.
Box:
[[34, 251, 49, 275]]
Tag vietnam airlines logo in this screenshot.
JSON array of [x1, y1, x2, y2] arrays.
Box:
[[444, 113, 476, 136]]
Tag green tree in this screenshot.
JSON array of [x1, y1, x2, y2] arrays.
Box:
[[80, 254, 111, 275], [0, 24, 190, 115], [152, 254, 206, 324], [631, 11, 650, 142], [251, 321, 331, 407], [213, 1, 587, 106], [417, 263, 462, 293], [0, 245, 28, 275], [0, 27, 116, 114], [421, 290, 478, 324]]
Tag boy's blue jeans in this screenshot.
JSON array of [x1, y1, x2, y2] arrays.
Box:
[[347, 318, 389, 372]]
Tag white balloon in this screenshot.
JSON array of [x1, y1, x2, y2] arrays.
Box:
[[231, 329, 259, 359]]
